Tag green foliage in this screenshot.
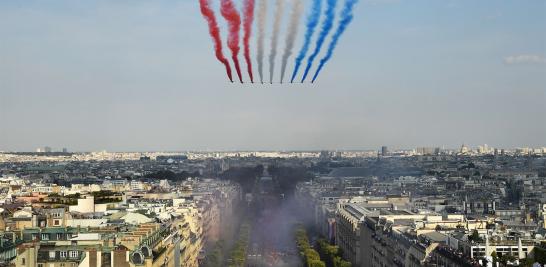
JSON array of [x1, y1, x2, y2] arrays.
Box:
[[295, 225, 327, 267], [268, 165, 314, 194], [65, 193, 81, 198], [316, 239, 351, 267], [308, 259, 326, 267], [499, 253, 517, 265], [228, 223, 251, 267], [518, 257, 535, 267], [468, 230, 483, 243], [305, 248, 320, 261], [90, 191, 123, 203], [220, 166, 263, 193], [490, 251, 499, 266], [91, 190, 117, 197], [337, 259, 352, 267], [534, 245, 546, 264]]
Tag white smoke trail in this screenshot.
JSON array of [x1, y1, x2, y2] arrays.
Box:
[[269, 0, 285, 84], [280, 0, 304, 83], [256, 0, 268, 84]]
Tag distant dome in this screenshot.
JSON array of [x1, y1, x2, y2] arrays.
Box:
[[460, 144, 470, 153]]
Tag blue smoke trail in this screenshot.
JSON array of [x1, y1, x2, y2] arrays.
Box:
[[289, 0, 322, 83], [301, 0, 337, 83], [312, 0, 358, 83]]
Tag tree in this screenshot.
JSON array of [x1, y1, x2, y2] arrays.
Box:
[[500, 254, 516, 265], [295, 226, 327, 267], [308, 260, 326, 267], [518, 258, 535, 267], [468, 230, 483, 243], [268, 165, 314, 194], [491, 251, 499, 266], [316, 239, 351, 267], [220, 166, 263, 193]]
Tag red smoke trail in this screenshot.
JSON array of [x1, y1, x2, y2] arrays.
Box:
[[243, 0, 255, 83], [221, 0, 244, 83], [199, 0, 233, 82]]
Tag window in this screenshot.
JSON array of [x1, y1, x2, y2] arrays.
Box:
[[21, 258, 25, 265], [37, 264, 42, 267], [41, 233, 49, 240], [60, 251, 67, 258], [49, 251, 56, 259], [54, 219, 60, 226], [69, 251, 79, 258], [60, 264, 65, 267], [57, 233, 63, 240]]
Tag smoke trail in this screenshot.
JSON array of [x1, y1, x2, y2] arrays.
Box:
[[243, 0, 256, 83], [301, 0, 337, 83], [198, 0, 233, 82], [312, 0, 358, 83], [221, 0, 244, 83], [269, 0, 285, 84], [256, 0, 268, 84], [290, 0, 322, 83], [279, 0, 304, 83]]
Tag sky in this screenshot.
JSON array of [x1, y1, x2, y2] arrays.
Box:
[[0, 0, 545, 152]]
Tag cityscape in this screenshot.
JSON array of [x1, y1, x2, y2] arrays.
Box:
[[1, 0, 545, 267], [0, 146, 545, 266]]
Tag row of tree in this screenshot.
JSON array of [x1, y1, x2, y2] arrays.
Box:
[[268, 165, 314, 194], [295, 226, 352, 267], [295, 226, 325, 267], [228, 222, 251, 267], [220, 165, 264, 193], [316, 239, 352, 267]]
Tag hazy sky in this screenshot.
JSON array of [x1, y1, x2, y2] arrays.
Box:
[[1, 0, 545, 152]]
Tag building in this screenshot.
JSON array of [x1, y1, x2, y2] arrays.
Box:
[[381, 146, 388, 157]]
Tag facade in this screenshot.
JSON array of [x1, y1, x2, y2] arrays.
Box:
[[0, 176, 241, 267]]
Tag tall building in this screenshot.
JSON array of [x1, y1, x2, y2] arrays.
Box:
[[381, 146, 388, 156]]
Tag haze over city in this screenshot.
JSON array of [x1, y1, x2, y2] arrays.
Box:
[[1, 1, 546, 267]]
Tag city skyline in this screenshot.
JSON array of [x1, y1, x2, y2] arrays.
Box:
[[1, 0, 545, 151], [2, 143, 546, 154]]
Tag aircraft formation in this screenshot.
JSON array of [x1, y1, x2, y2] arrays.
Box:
[[198, 0, 358, 84]]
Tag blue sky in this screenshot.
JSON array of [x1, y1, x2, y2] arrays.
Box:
[[0, 0, 545, 151]]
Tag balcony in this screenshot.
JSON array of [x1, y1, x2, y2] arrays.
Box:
[[37, 251, 85, 263]]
